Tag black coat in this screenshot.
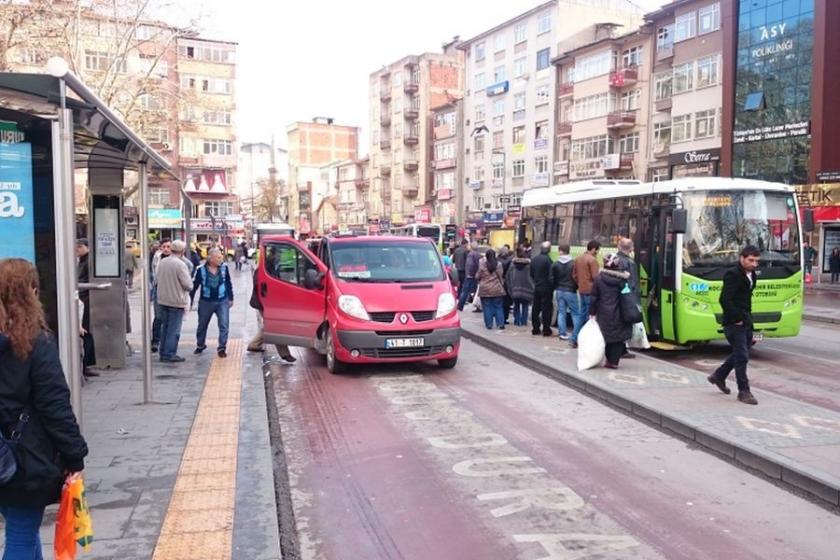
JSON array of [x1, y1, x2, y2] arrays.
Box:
[[0, 332, 88, 507], [616, 251, 639, 292], [452, 245, 469, 271], [830, 252, 840, 274], [719, 265, 756, 326], [530, 252, 553, 292], [590, 269, 633, 343], [551, 257, 577, 292], [505, 258, 534, 302]]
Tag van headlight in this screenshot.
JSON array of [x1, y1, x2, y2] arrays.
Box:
[[338, 295, 370, 321], [435, 292, 457, 318]]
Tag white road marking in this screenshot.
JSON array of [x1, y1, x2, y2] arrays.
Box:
[[608, 371, 645, 385], [476, 487, 585, 518], [736, 416, 803, 439], [452, 456, 547, 477], [513, 533, 639, 560], [790, 414, 840, 433], [651, 370, 690, 384], [428, 433, 508, 449]]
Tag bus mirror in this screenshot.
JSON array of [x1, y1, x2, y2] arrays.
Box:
[[803, 209, 815, 232], [671, 209, 687, 234]]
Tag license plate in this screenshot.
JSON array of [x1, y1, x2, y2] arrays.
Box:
[[753, 332, 764, 342], [385, 338, 425, 349]]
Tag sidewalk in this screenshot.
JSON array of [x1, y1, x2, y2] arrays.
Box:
[[459, 312, 840, 508], [804, 304, 840, 325], [1, 268, 281, 559]]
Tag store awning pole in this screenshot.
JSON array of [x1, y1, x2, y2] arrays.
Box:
[[139, 162, 153, 403]]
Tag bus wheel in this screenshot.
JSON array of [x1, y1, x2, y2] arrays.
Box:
[[325, 330, 346, 374], [437, 356, 458, 369]]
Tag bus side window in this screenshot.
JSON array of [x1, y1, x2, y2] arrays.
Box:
[[664, 215, 675, 278]]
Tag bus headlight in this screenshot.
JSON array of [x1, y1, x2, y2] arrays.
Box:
[[436, 292, 457, 318], [338, 295, 370, 321]]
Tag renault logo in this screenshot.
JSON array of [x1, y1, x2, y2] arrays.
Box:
[[399, 313, 409, 324]]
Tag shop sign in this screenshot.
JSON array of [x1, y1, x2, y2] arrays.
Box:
[[532, 172, 550, 187], [469, 180, 483, 190], [796, 183, 839, 206], [0, 120, 26, 144], [483, 211, 504, 225], [554, 160, 569, 175], [466, 219, 484, 229], [414, 207, 432, 223], [817, 171, 840, 182], [148, 208, 182, 228], [733, 121, 809, 144], [0, 139, 35, 262], [534, 138, 548, 150], [569, 157, 607, 180], [668, 148, 721, 166], [436, 188, 453, 201], [486, 81, 509, 97], [507, 204, 521, 214], [512, 143, 526, 155]]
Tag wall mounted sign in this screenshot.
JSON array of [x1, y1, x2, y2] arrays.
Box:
[[733, 121, 809, 144], [0, 139, 35, 262]]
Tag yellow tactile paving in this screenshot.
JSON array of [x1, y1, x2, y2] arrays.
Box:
[[153, 340, 243, 560]]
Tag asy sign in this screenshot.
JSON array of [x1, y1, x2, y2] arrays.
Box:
[[0, 141, 35, 262]]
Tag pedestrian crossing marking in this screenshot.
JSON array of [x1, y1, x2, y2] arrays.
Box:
[[736, 416, 803, 439]]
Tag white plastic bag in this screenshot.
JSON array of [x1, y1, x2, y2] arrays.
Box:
[[471, 284, 482, 311], [577, 319, 606, 371], [628, 322, 651, 350]]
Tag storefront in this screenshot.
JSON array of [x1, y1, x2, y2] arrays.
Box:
[[797, 181, 840, 281], [669, 148, 721, 178], [148, 208, 182, 241]]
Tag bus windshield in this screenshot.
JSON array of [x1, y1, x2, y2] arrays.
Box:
[[330, 242, 445, 282], [682, 190, 800, 269], [416, 226, 441, 242]]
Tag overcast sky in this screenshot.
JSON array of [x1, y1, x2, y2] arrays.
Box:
[[171, 0, 665, 152]]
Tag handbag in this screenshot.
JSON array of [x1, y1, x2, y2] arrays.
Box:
[[619, 283, 643, 324], [0, 409, 30, 485]]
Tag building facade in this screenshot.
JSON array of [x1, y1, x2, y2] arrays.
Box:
[[287, 118, 359, 235], [431, 101, 464, 225], [335, 158, 370, 231], [368, 41, 464, 229]]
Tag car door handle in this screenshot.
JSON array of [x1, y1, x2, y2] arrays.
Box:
[[260, 282, 267, 297]]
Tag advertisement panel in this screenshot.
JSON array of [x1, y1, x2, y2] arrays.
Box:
[[0, 139, 35, 262], [148, 208, 182, 228]]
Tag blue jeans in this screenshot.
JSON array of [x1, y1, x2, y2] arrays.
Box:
[[196, 299, 230, 351], [481, 296, 504, 329], [512, 298, 530, 326], [555, 290, 581, 340], [152, 301, 163, 346], [573, 294, 592, 343], [159, 305, 185, 360], [713, 324, 752, 392], [458, 277, 477, 311], [0, 504, 45, 560]]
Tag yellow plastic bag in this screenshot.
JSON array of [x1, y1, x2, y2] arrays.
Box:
[[55, 475, 93, 560]]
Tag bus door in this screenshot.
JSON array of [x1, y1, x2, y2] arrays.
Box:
[[637, 206, 677, 342]]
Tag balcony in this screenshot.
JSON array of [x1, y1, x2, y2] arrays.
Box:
[[557, 121, 572, 136], [433, 158, 456, 170], [652, 144, 670, 159], [554, 160, 569, 176], [403, 159, 418, 171], [380, 89, 392, 102], [558, 82, 574, 97], [380, 138, 391, 150], [380, 113, 391, 126], [656, 45, 674, 62], [655, 97, 672, 113], [403, 130, 419, 145], [609, 67, 638, 88], [404, 80, 419, 94], [355, 177, 370, 188], [607, 111, 636, 129], [403, 185, 419, 197], [404, 106, 419, 120]]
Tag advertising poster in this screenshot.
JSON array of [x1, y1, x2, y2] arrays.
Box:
[[822, 227, 840, 274], [0, 140, 35, 262], [94, 207, 121, 277]]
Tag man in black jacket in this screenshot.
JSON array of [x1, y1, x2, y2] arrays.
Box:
[[452, 239, 469, 300], [530, 241, 554, 336], [708, 245, 760, 405], [551, 243, 579, 341]]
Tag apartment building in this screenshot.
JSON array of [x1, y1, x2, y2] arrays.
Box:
[[335, 158, 371, 231], [431, 100, 463, 225], [368, 41, 464, 228], [287, 118, 359, 235], [646, 0, 724, 180], [554, 25, 654, 182]]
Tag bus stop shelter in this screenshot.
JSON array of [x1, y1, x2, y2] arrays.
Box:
[[0, 62, 175, 424]]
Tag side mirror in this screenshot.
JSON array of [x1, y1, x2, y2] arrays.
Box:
[[803, 208, 815, 233], [303, 268, 323, 290], [671, 209, 687, 234]]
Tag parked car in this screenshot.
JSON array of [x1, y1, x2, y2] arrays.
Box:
[[257, 234, 460, 373]]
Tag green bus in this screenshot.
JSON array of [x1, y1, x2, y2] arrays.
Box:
[[520, 178, 804, 346]]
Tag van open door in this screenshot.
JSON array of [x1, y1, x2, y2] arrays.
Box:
[[258, 237, 327, 348]]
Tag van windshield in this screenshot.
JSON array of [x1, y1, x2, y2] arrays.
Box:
[[330, 242, 445, 282]]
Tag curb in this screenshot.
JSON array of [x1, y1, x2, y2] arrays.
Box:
[[803, 313, 840, 325], [461, 328, 840, 509]]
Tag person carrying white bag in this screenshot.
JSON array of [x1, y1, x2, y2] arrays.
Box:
[[577, 319, 605, 371]]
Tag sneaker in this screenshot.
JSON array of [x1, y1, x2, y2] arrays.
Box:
[[217, 349, 227, 358], [707, 374, 731, 395], [737, 391, 758, 405], [559, 334, 570, 341], [161, 355, 186, 363], [193, 346, 206, 355], [498, 326, 505, 330], [570, 341, 578, 349]]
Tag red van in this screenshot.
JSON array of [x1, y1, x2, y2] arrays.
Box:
[[257, 234, 460, 373]]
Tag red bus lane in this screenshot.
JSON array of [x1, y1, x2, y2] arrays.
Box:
[[270, 343, 840, 560]]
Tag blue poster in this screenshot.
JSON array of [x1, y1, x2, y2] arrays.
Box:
[[0, 141, 35, 262]]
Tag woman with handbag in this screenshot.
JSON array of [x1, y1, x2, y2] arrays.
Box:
[[589, 253, 633, 369], [0, 258, 88, 559]]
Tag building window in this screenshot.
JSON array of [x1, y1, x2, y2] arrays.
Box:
[[512, 159, 525, 177], [493, 161, 505, 180], [473, 195, 485, 209], [475, 42, 485, 61], [204, 201, 233, 217], [494, 33, 505, 53], [493, 65, 505, 83], [512, 125, 526, 144], [743, 92, 765, 112], [698, 3, 720, 34], [474, 167, 485, 181], [570, 135, 613, 161], [475, 103, 485, 122], [475, 72, 485, 90], [514, 57, 527, 77], [84, 50, 126, 73], [179, 135, 199, 156], [696, 55, 719, 88], [653, 121, 671, 148], [657, 25, 674, 52], [474, 135, 485, 158], [493, 98, 505, 117], [621, 46, 643, 68], [619, 132, 639, 154], [573, 92, 613, 122], [694, 109, 716, 139], [493, 130, 504, 149], [675, 11, 696, 42], [514, 23, 527, 44], [203, 138, 233, 156], [673, 62, 694, 94], [536, 83, 550, 105], [203, 110, 232, 125], [672, 114, 691, 143], [535, 155, 549, 174], [139, 93, 162, 111], [574, 50, 611, 81], [435, 142, 455, 160], [143, 127, 170, 144], [513, 92, 526, 121], [535, 120, 548, 141], [654, 72, 673, 100], [149, 188, 169, 206], [536, 48, 551, 71], [537, 11, 552, 34], [651, 168, 670, 182], [620, 90, 640, 111]]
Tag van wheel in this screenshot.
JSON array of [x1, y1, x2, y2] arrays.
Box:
[[437, 356, 458, 369], [325, 330, 346, 374]]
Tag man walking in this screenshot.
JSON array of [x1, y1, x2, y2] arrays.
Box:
[[458, 242, 481, 311], [150, 238, 172, 353], [76, 239, 97, 377], [499, 245, 514, 324], [155, 240, 193, 363], [551, 243, 579, 341], [530, 241, 554, 336], [453, 239, 469, 301], [124, 242, 138, 289], [192, 248, 234, 358], [803, 240, 817, 276], [572, 240, 600, 348], [707, 245, 760, 405]]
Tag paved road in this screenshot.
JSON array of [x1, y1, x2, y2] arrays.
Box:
[[268, 341, 839, 560]]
